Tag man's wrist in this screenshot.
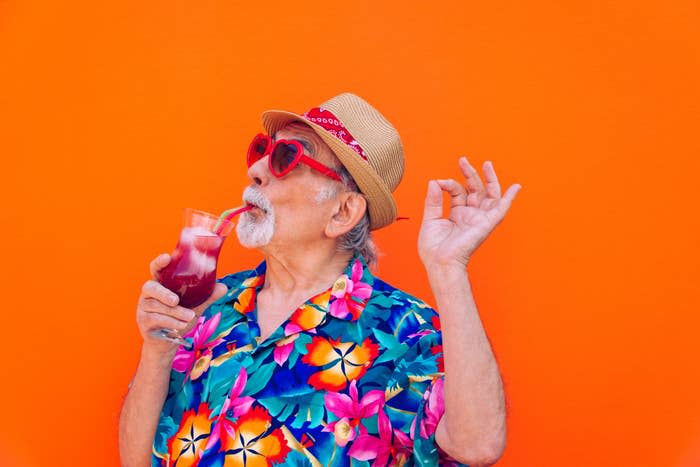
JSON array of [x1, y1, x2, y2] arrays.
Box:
[[423, 261, 470, 299], [140, 342, 179, 367], [424, 261, 469, 280]]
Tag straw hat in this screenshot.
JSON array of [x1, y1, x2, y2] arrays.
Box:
[[261, 92, 404, 230]]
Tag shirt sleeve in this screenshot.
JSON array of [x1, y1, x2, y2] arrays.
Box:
[[399, 330, 469, 467], [150, 366, 185, 466]]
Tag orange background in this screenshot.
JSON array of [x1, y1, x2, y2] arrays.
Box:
[[1, 1, 699, 466]]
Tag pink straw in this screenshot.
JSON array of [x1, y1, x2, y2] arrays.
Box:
[[213, 204, 254, 236]]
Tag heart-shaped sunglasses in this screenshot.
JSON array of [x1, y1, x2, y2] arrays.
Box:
[[247, 133, 342, 181]]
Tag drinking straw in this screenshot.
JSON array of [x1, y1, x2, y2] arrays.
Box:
[[213, 204, 254, 236]]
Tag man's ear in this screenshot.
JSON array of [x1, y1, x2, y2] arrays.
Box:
[[325, 192, 367, 239]]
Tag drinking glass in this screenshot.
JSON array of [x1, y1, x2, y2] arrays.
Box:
[[152, 208, 236, 347]]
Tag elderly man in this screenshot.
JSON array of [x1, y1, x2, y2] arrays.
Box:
[[119, 93, 521, 466]]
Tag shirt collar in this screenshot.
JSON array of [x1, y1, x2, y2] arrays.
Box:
[[232, 252, 375, 329]]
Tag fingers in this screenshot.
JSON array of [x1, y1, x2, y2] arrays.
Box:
[[211, 282, 228, 300], [141, 280, 179, 306], [484, 184, 522, 226], [422, 180, 444, 222], [499, 184, 522, 210], [436, 179, 468, 208], [138, 279, 196, 338], [423, 155, 522, 226], [193, 282, 228, 314], [458, 157, 487, 205], [150, 253, 171, 278], [141, 297, 195, 322], [141, 310, 191, 332], [482, 160, 502, 199]]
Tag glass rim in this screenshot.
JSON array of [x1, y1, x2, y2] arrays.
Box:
[[183, 207, 234, 223], [182, 207, 220, 218], [186, 232, 231, 238], [181, 207, 236, 238]]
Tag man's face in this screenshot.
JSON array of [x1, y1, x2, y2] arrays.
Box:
[[236, 122, 344, 250]]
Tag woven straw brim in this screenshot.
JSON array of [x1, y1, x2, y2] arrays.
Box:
[[261, 110, 397, 230]]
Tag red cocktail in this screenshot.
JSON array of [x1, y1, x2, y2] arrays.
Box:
[[151, 207, 250, 347], [156, 225, 225, 308]]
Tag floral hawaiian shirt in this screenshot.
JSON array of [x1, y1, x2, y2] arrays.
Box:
[[152, 253, 467, 466]]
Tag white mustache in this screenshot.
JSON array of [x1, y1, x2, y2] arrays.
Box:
[[242, 186, 272, 213]]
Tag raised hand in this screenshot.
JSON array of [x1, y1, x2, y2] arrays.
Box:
[[136, 253, 228, 354], [418, 157, 522, 270]]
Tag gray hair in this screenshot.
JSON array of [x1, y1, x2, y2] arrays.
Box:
[[332, 165, 379, 269]]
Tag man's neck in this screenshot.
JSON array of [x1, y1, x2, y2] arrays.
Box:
[[260, 241, 353, 300]]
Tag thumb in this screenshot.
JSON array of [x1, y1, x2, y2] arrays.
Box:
[[206, 282, 228, 305], [422, 180, 444, 223], [193, 282, 228, 315], [211, 282, 228, 301]]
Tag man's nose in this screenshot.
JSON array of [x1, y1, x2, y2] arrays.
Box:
[[247, 155, 271, 187]]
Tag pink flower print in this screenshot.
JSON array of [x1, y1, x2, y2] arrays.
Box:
[[273, 334, 298, 366], [410, 377, 446, 439], [204, 367, 255, 453], [171, 312, 224, 380], [328, 417, 356, 447], [323, 379, 384, 447], [329, 259, 372, 321], [348, 404, 413, 467], [406, 329, 434, 339]]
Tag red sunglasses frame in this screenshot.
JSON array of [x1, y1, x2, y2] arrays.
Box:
[[246, 133, 342, 182]]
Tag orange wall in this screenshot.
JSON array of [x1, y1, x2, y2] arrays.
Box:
[[1, 1, 698, 466]]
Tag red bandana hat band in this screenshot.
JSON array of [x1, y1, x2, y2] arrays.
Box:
[[302, 107, 369, 162]]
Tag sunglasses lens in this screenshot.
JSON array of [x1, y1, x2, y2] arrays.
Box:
[[248, 136, 269, 166], [271, 143, 299, 175], [254, 141, 267, 155]]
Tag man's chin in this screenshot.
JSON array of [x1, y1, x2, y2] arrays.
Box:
[[237, 237, 272, 249], [235, 220, 274, 248]]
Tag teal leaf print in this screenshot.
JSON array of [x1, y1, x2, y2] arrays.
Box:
[[294, 333, 313, 354], [403, 353, 438, 377], [243, 362, 276, 396], [360, 364, 392, 391], [201, 356, 247, 403], [153, 415, 178, 454], [367, 291, 395, 310], [208, 300, 246, 334], [357, 300, 391, 332], [289, 333, 313, 366], [386, 353, 438, 391], [372, 328, 399, 349], [375, 342, 409, 364], [284, 450, 314, 467], [246, 347, 274, 373], [259, 391, 326, 429]]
